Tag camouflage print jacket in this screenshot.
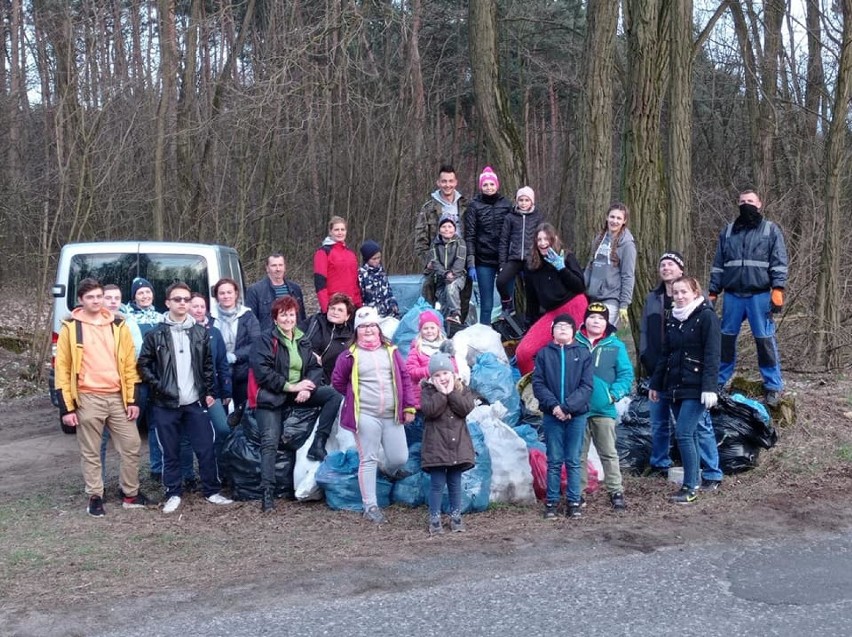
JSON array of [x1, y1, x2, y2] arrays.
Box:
[[414, 190, 468, 270]]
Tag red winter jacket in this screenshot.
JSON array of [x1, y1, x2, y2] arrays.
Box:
[[313, 239, 363, 312]]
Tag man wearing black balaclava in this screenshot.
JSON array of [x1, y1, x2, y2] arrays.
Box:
[[708, 190, 788, 407]]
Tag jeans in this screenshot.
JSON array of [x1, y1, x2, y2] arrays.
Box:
[[475, 265, 498, 324], [151, 402, 220, 498], [649, 392, 722, 481], [543, 412, 588, 504], [719, 291, 783, 391], [427, 466, 464, 517], [671, 399, 706, 490]]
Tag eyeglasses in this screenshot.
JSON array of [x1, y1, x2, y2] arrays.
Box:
[[169, 296, 191, 303], [357, 323, 378, 329]]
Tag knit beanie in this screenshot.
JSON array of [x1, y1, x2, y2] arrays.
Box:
[[360, 240, 381, 263], [551, 313, 576, 334], [479, 166, 500, 190], [428, 352, 455, 377], [419, 310, 442, 331], [659, 251, 685, 273], [131, 277, 153, 300], [353, 306, 381, 330], [438, 213, 456, 229], [516, 186, 535, 205], [584, 302, 609, 323]]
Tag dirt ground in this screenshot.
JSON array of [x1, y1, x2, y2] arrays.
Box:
[[2, 363, 852, 634]]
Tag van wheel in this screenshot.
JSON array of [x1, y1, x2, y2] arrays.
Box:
[[60, 418, 76, 435]]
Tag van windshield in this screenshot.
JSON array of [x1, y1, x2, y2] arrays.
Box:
[[68, 253, 209, 312]]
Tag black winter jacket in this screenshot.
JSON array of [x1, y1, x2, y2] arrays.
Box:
[[709, 218, 788, 296], [499, 207, 545, 265], [244, 277, 307, 334], [138, 323, 214, 408], [250, 329, 326, 410], [465, 193, 513, 267], [638, 282, 668, 377], [302, 312, 354, 383], [650, 300, 720, 401], [531, 340, 593, 416], [525, 254, 586, 323]]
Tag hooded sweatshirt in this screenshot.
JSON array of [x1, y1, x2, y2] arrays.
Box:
[[73, 307, 122, 395]]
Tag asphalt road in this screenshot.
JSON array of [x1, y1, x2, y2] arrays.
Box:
[[95, 531, 852, 637]]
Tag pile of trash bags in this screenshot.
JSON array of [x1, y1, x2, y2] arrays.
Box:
[[615, 388, 778, 475]]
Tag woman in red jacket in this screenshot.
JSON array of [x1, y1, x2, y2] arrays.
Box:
[[313, 216, 363, 312]]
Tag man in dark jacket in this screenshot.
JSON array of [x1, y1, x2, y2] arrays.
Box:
[[245, 253, 306, 332], [709, 190, 788, 406], [138, 282, 233, 514]]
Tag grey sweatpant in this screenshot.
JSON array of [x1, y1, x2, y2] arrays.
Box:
[[356, 413, 409, 508]]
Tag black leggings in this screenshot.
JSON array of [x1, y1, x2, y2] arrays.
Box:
[[496, 260, 525, 301]]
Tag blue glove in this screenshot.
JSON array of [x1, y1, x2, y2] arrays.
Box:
[[544, 248, 565, 271], [467, 267, 478, 283]]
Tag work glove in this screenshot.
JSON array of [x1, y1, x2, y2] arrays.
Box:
[[467, 267, 478, 283], [770, 288, 784, 314], [618, 308, 629, 326], [544, 248, 565, 271], [226, 352, 237, 364], [707, 292, 718, 309], [701, 392, 718, 410]]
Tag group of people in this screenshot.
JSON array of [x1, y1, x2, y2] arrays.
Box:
[[55, 162, 787, 528]]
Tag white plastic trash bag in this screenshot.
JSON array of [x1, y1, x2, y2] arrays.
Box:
[[294, 416, 358, 501], [452, 323, 509, 385], [469, 403, 535, 505]]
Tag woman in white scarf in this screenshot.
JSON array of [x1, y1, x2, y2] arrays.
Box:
[[211, 278, 260, 414], [648, 276, 721, 506]]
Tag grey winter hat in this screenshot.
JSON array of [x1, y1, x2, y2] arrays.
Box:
[[429, 352, 455, 376]]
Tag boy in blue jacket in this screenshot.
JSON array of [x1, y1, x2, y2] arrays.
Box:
[[532, 314, 594, 519], [576, 302, 634, 510]]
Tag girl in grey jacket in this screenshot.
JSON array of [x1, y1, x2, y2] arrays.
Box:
[[584, 203, 636, 327]]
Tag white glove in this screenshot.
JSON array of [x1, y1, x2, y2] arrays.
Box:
[[701, 392, 718, 410], [226, 352, 237, 365]]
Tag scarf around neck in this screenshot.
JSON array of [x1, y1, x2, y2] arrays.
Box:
[[672, 296, 705, 322], [217, 305, 239, 353]]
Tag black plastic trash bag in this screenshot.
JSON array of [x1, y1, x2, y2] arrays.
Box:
[[220, 408, 297, 501], [615, 393, 653, 473], [711, 393, 777, 474], [279, 406, 321, 451]]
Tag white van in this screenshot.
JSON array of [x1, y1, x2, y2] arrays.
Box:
[[49, 241, 245, 420]]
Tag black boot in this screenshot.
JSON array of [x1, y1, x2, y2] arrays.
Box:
[[307, 433, 329, 462], [261, 488, 275, 513]]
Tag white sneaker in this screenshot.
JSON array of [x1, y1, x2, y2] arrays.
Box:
[[206, 493, 233, 505], [162, 495, 181, 514]]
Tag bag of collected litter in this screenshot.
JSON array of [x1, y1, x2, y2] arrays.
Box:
[[390, 443, 426, 507], [513, 424, 546, 453], [468, 352, 521, 426], [469, 403, 535, 504], [615, 393, 653, 473], [279, 406, 321, 451], [405, 411, 425, 447], [711, 392, 777, 473], [220, 408, 296, 501], [528, 448, 600, 502], [393, 297, 443, 359], [452, 323, 509, 385], [422, 420, 492, 513], [294, 419, 353, 502], [315, 449, 392, 511]]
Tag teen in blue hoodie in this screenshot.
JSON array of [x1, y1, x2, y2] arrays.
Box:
[[532, 313, 593, 519]]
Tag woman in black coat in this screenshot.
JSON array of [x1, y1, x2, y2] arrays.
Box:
[[302, 292, 355, 383], [649, 276, 720, 505], [251, 296, 342, 512]]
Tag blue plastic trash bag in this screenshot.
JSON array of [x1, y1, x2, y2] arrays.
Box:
[[513, 424, 546, 452], [393, 296, 444, 359], [315, 449, 392, 511], [405, 411, 425, 447], [391, 443, 426, 507], [469, 352, 521, 426], [422, 421, 492, 513]]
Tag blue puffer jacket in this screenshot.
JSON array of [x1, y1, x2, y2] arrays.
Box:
[[531, 340, 593, 416], [576, 327, 634, 419]]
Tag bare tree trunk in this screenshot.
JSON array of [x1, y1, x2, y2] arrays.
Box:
[[153, 0, 177, 240], [408, 0, 426, 160], [8, 0, 24, 184], [623, 0, 670, 348], [814, 0, 852, 368], [667, 0, 692, 252], [468, 0, 526, 194], [576, 0, 617, 261]]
